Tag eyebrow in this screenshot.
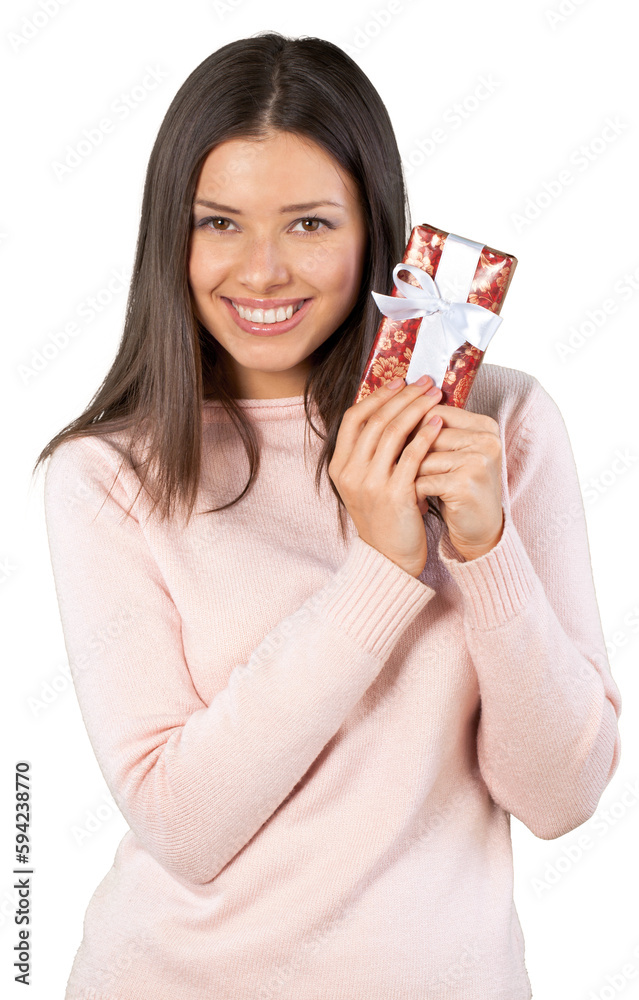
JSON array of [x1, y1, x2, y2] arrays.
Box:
[[192, 199, 346, 213]]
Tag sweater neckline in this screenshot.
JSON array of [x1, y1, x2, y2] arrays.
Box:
[[202, 394, 309, 421]]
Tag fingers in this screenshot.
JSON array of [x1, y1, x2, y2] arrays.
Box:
[[355, 388, 443, 482], [330, 379, 407, 478], [411, 404, 499, 435], [393, 414, 444, 490], [409, 420, 501, 457], [348, 381, 443, 470]]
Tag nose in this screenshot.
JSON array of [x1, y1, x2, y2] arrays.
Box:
[[232, 234, 290, 293]]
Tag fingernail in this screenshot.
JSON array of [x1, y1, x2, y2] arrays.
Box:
[[387, 377, 404, 388], [426, 384, 441, 395], [414, 373, 432, 386]]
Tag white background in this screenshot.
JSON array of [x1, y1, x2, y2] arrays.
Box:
[[2, 0, 638, 997]]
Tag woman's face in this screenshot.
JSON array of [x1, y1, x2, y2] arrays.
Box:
[[188, 131, 368, 399]]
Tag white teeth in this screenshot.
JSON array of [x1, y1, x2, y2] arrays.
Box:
[[231, 301, 304, 323]]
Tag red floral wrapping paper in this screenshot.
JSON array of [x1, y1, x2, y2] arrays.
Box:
[[354, 223, 517, 408]]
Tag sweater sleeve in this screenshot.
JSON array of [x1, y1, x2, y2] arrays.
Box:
[[436, 377, 622, 840], [43, 435, 436, 886]]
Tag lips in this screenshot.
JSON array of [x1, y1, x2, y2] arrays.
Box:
[[227, 296, 307, 309], [230, 299, 306, 323], [221, 295, 313, 337]]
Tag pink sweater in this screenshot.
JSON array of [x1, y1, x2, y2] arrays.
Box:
[[44, 363, 622, 1000]]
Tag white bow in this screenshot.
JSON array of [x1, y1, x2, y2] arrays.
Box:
[[371, 262, 502, 389]]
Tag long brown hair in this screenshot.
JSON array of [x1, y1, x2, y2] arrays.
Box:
[[32, 30, 444, 539]]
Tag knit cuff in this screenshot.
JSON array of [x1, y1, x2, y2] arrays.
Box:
[[316, 535, 436, 662], [438, 512, 538, 631]]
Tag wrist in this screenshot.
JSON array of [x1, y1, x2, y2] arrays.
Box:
[[448, 514, 505, 562]]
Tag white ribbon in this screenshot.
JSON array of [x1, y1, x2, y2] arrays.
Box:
[[370, 253, 502, 390]]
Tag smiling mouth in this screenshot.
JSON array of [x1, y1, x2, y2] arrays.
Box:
[[228, 300, 306, 324]]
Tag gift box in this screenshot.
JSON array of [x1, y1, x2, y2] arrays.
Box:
[[354, 223, 517, 408]]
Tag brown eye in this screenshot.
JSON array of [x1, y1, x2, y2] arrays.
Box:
[[293, 217, 334, 235], [195, 216, 234, 232]]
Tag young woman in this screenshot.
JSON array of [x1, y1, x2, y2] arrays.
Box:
[[37, 31, 622, 1000]]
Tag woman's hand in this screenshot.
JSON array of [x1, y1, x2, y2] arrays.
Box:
[[409, 401, 505, 561], [329, 376, 444, 578]]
